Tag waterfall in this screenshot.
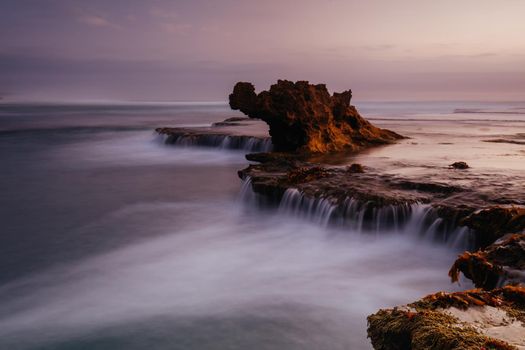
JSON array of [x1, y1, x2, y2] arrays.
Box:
[[278, 188, 415, 233], [252, 186, 474, 250], [164, 134, 273, 153], [278, 189, 337, 226], [238, 176, 256, 204]]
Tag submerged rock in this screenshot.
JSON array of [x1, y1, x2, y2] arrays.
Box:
[[229, 80, 403, 153], [449, 234, 525, 290], [367, 286, 525, 350], [483, 133, 525, 146]]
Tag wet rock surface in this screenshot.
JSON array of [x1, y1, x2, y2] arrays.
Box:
[[460, 207, 525, 248], [229, 80, 403, 152], [239, 154, 525, 248], [367, 286, 525, 350], [241, 158, 443, 206]]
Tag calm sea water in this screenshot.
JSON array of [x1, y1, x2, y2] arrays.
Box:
[[0, 101, 523, 349]]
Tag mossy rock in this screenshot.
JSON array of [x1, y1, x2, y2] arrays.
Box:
[[368, 286, 525, 350]]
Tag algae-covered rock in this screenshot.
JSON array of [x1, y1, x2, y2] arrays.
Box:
[[368, 308, 514, 350], [449, 234, 525, 290], [367, 286, 525, 350]]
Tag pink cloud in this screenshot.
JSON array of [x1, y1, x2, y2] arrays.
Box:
[[78, 15, 120, 30]]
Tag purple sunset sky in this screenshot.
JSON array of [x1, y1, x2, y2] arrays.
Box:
[[1, 0, 524, 102]]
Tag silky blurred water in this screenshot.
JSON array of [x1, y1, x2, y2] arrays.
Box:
[[0, 101, 523, 349]]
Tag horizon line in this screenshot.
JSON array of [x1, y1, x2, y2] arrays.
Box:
[[2, 98, 525, 105]]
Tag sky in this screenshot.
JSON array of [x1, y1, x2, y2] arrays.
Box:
[[1, 0, 524, 102]]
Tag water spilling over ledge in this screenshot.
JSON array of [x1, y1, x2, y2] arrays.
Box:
[[239, 155, 524, 250], [240, 177, 474, 250], [161, 131, 273, 153], [156, 116, 273, 153]]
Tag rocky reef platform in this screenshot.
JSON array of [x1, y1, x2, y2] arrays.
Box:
[[239, 153, 525, 250], [157, 80, 525, 349]]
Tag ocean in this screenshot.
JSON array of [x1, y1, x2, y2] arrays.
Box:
[[0, 101, 523, 349]]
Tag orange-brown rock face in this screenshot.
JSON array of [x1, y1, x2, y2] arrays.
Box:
[[229, 80, 403, 153]]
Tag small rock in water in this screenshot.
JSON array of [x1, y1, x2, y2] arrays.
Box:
[[347, 163, 365, 173], [449, 161, 469, 169]]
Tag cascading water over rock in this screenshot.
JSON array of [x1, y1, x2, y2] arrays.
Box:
[[242, 181, 474, 250], [163, 133, 273, 153]]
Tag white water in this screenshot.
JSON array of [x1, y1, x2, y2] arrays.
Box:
[[275, 187, 474, 249], [0, 198, 468, 350]]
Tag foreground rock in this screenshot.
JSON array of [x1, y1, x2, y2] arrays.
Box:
[[367, 286, 525, 350], [450, 234, 525, 290], [229, 80, 403, 153]]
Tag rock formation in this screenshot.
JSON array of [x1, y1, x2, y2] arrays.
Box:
[[229, 80, 403, 153]]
